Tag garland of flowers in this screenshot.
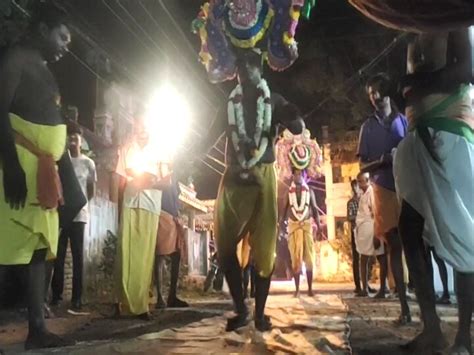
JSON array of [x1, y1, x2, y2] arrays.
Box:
[[289, 181, 310, 221], [228, 78, 272, 170]]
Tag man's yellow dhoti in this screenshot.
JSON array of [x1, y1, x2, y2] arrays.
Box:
[[288, 219, 314, 274], [0, 114, 66, 265]]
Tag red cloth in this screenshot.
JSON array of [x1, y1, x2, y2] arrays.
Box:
[[348, 0, 474, 33]]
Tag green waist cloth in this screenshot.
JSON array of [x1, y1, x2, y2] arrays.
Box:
[[417, 117, 474, 143], [0, 114, 66, 265]]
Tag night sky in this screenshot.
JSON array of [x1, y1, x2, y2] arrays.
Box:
[[50, 0, 407, 198]]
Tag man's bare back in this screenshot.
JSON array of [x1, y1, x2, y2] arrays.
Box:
[[404, 28, 473, 129]]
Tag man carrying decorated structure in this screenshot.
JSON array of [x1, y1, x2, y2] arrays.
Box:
[[395, 28, 473, 354], [192, 0, 315, 332], [281, 146, 320, 297], [348, 1, 474, 353]]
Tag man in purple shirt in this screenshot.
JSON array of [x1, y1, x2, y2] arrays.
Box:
[[358, 73, 411, 324]]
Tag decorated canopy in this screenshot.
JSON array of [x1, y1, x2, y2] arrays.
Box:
[[192, 0, 316, 83], [348, 0, 474, 33]]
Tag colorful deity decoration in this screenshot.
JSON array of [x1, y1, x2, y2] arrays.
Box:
[[276, 128, 322, 182], [192, 0, 316, 83]]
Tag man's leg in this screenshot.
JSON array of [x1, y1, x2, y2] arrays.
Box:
[[358, 255, 369, 297], [167, 251, 189, 307], [243, 265, 250, 299], [69, 223, 85, 310], [399, 200, 446, 351], [386, 228, 411, 322], [250, 264, 256, 298], [154, 255, 166, 309], [221, 250, 249, 331], [453, 271, 473, 353], [51, 227, 69, 305], [351, 227, 361, 293], [375, 252, 388, 298], [254, 268, 273, 331], [431, 248, 451, 303], [293, 271, 301, 297], [25, 249, 63, 350]]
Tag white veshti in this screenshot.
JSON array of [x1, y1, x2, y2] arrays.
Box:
[[228, 78, 272, 170], [289, 181, 310, 221]]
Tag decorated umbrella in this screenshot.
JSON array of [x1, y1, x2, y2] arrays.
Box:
[[192, 0, 317, 83]]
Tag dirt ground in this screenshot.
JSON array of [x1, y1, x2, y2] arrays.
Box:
[[345, 292, 473, 355], [0, 289, 230, 353], [1, 284, 472, 354]]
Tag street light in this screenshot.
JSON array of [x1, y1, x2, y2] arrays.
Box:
[[144, 84, 192, 161]]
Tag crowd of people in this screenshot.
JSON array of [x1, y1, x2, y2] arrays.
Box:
[[0, 2, 472, 354]]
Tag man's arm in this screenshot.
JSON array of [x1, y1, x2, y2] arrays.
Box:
[[0, 49, 27, 209], [272, 93, 304, 135]]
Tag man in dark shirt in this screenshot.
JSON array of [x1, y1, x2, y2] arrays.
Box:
[[155, 172, 189, 309], [358, 73, 411, 324]]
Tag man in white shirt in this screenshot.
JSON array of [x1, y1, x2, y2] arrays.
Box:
[[355, 172, 386, 297], [114, 114, 170, 319], [51, 127, 96, 311]]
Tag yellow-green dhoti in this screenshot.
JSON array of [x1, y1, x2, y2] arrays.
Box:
[[215, 164, 277, 278], [288, 219, 315, 274], [115, 207, 159, 315], [0, 114, 66, 265]]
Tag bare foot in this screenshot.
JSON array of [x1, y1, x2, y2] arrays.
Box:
[[307, 290, 314, 297], [293, 290, 300, 298], [255, 315, 272, 332], [138, 312, 153, 321], [400, 329, 448, 354], [226, 312, 250, 332], [25, 330, 67, 350], [393, 313, 412, 326], [373, 291, 386, 299]]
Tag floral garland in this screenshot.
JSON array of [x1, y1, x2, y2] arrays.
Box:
[[228, 78, 272, 170], [289, 181, 310, 221]]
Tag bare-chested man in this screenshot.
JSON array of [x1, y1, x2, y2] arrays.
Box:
[[395, 28, 473, 354], [0, 3, 71, 350]]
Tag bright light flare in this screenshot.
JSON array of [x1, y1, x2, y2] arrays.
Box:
[[144, 84, 192, 160]]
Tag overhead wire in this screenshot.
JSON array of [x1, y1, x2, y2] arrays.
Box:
[[303, 32, 407, 119], [106, 0, 219, 109], [157, 0, 228, 98]]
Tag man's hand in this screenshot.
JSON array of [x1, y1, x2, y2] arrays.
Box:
[[3, 159, 27, 209]]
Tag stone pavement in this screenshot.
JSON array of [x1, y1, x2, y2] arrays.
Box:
[[19, 292, 350, 354]]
